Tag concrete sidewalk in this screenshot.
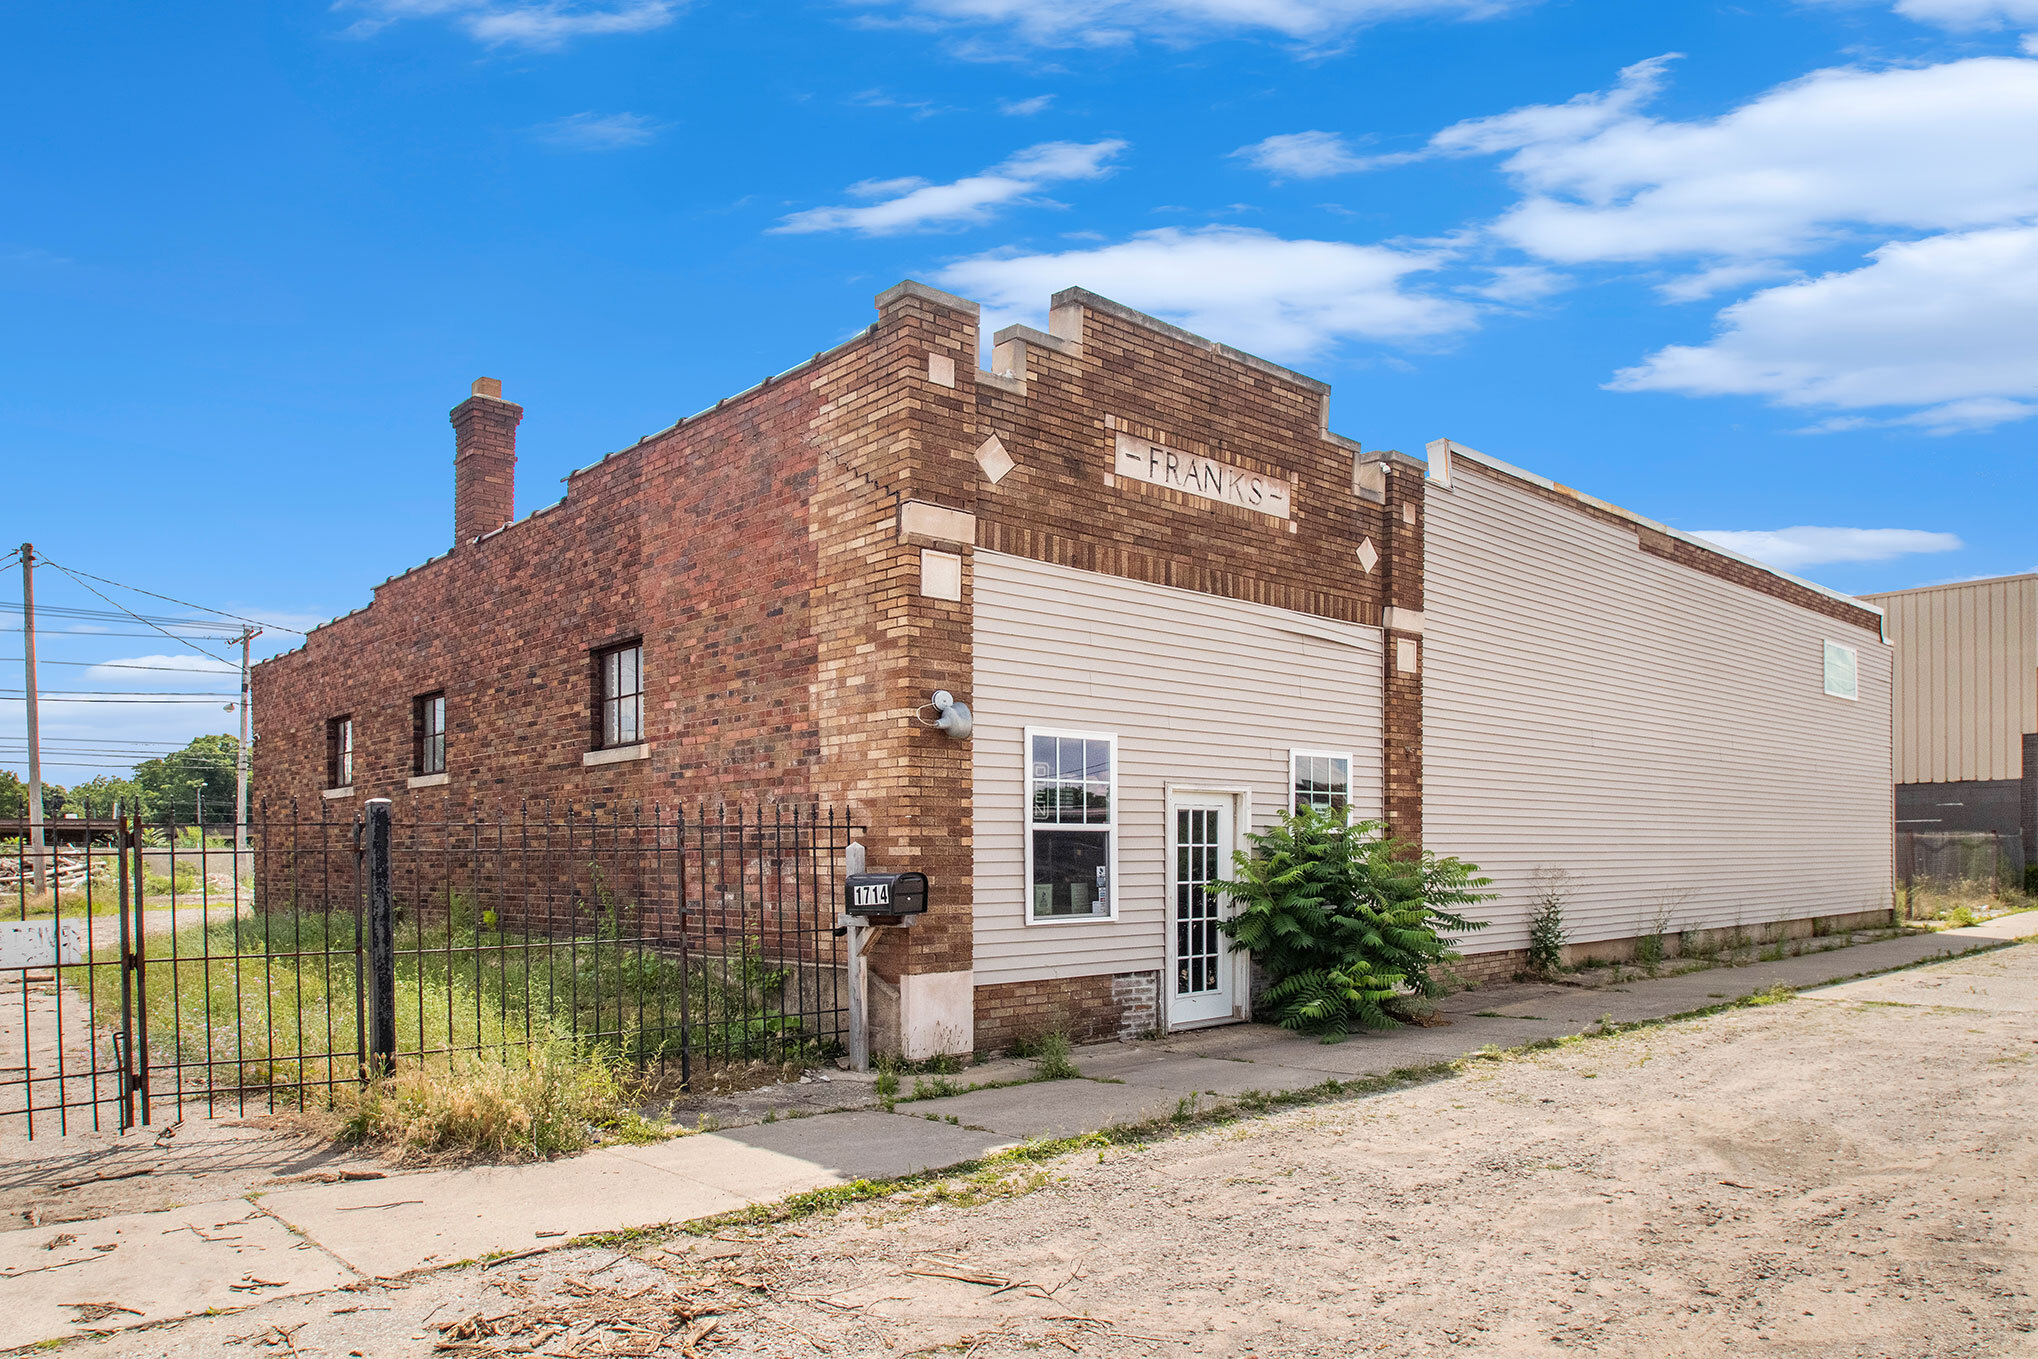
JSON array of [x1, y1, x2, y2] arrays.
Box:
[[4, 913, 2032, 1352]]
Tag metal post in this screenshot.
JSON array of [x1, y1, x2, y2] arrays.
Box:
[[843, 841, 869, 1072], [20, 543, 45, 893], [115, 804, 135, 1130], [235, 628, 257, 856], [363, 798, 396, 1077]]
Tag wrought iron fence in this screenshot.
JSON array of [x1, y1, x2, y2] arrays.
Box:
[[2, 802, 858, 1138]]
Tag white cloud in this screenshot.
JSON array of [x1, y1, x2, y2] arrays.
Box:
[[1687, 527, 1964, 570], [1464, 263, 1566, 303], [1233, 130, 1376, 178], [1443, 55, 2038, 268], [847, 0, 1514, 49], [998, 94, 1055, 115], [1890, 0, 2038, 28], [533, 111, 664, 150], [936, 225, 1478, 361], [340, 0, 677, 49], [1427, 53, 1680, 160], [773, 139, 1125, 236], [1609, 224, 2038, 432]]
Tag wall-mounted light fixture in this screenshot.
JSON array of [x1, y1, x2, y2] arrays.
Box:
[[919, 689, 973, 740]]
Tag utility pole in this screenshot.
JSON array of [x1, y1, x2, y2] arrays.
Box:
[[19, 543, 45, 893], [235, 626, 258, 855]]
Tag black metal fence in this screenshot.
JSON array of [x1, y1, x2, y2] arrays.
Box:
[[2, 802, 858, 1138]]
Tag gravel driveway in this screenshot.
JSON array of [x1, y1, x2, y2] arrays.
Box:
[[61, 940, 2038, 1358]]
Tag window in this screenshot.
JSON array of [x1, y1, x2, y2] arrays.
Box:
[[413, 692, 446, 775], [1823, 640, 1858, 701], [1290, 750, 1352, 814], [326, 716, 353, 789], [1025, 729, 1115, 921], [596, 642, 644, 748]]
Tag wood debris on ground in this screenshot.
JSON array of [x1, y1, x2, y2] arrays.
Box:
[[428, 1255, 762, 1358]]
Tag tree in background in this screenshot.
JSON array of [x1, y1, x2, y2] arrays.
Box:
[[133, 734, 243, 823], [65, 774, 144, 818], [0, 769, 70, 821], [24, 736, 244, 823]]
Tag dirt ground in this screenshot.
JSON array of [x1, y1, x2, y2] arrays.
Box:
[[66, 943, 2038, 1358]]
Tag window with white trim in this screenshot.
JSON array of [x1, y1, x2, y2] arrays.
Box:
[[1822, 640, 1858, 701], [1026, 729, 1115, 920], [1290, 750, 1352, 814]]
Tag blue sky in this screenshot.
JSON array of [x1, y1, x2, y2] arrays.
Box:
[[4, 0, 2036, 779]]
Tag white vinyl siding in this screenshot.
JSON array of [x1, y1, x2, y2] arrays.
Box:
[[1423, 461, 1894, 954], [973, 551, 1385, 987], [1863, 575, 2038, 785]]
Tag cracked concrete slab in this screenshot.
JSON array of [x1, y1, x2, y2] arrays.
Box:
[[0, 1198, 357, 1352]]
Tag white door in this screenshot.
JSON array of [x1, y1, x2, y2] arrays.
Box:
[[1168, 793, 1238, 1027]]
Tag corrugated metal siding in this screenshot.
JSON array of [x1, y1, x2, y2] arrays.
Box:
[[1862, 577, 2038, 785], [1424, 466, 1895, 953], [971, 551, 1385, 985]]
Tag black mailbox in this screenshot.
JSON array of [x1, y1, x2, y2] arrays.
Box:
[[845, 871, 929, 917]]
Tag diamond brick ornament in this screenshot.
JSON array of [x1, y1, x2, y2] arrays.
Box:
[[1357, 537, 1379, 574]]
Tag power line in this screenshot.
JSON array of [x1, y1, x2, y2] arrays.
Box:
[[0, 657, 237, 673], [0, 601, 231, 630], [0, 627, 243, 642], [0, 695, 236, 704], [36, 558, 306, 636], [4, 688, 236, 698], [38, 562, 240, 667]]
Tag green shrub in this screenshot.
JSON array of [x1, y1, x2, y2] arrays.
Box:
[[2025, 864, 2038, 896], [1215, 808, 1490, 1038]]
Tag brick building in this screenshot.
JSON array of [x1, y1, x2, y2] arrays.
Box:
[[252, 281, 1895, 1056]]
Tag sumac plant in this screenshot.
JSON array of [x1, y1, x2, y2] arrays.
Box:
[[1215, 807, 1491, 1038]]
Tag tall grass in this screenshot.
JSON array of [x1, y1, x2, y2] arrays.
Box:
[[315, 1039, 662, 1162], [78, 908, 823, 1110]]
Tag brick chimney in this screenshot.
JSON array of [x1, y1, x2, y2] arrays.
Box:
[[450, 377, 523, 544]]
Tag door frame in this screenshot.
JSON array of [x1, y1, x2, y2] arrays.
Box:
[[1161, 784, 1253, 1032]]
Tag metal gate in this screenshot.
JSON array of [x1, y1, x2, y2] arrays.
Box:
[[3, 802, 858, 1138]]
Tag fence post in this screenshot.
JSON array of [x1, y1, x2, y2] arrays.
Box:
[[363, 798, 396, 1077]]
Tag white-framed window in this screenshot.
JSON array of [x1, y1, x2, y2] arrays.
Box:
[[1289, 750, 1352, 814], [1024, 727, 1117, 923], [1822, 640, 1859, 701]]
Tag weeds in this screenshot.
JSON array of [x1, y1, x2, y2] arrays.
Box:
[[314, 1039, 663, 1162], [1526, 867, 1571, 977], [1030, 1031, 1080, 1081], [72, 909, 822, 1103]]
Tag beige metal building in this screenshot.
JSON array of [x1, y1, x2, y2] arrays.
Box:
[[1861, 573, 2038, 848]]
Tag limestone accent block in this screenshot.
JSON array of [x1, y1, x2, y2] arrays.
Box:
[[898, 499, 977, 546], [1357, 538, 1380, 574], [975, 433, 1016, 485], [920, 549, 963, 602], [927, 352, 956, 388]]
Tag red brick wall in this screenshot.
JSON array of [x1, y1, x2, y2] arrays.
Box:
[[971, 291, 1396, 632], [251, 351, 864, 820], [973, 970, 1159, 1052]]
